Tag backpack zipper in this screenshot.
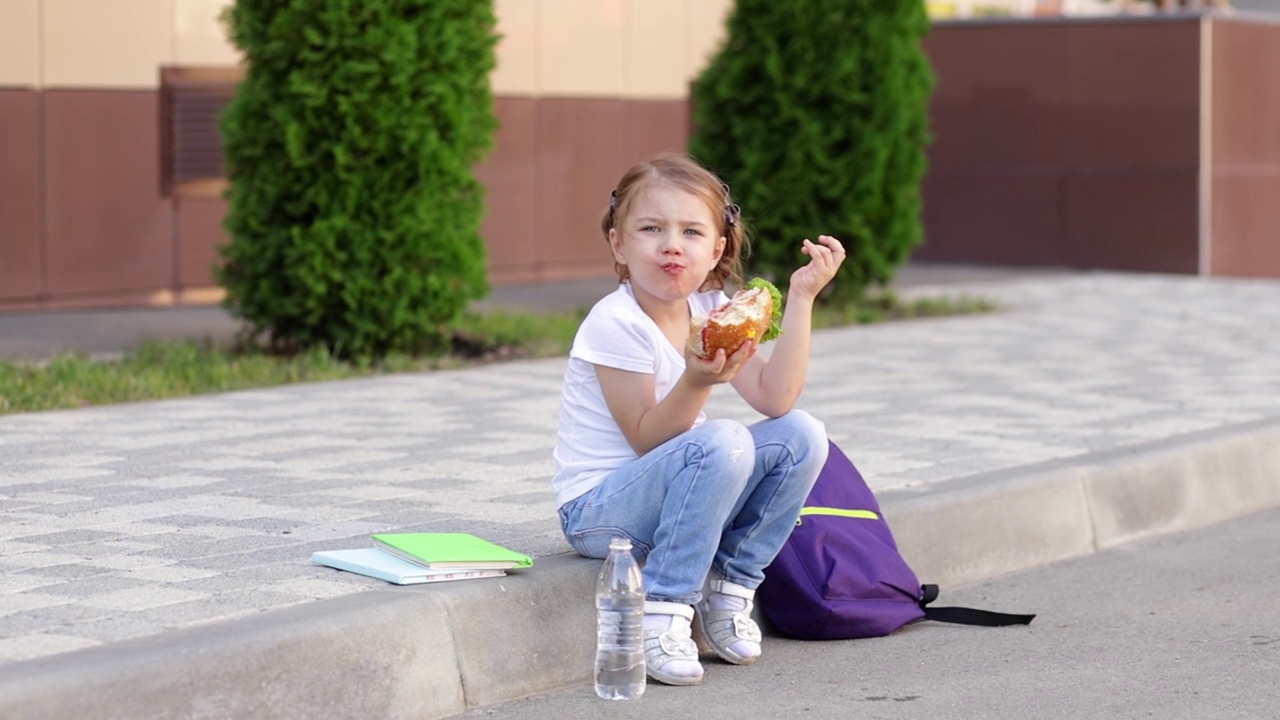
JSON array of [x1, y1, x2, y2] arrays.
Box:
[[796, 507, 880, 525]]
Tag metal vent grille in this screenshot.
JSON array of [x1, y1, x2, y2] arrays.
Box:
[[160, 66, 245, 197]]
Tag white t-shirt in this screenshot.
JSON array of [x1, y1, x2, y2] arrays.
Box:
[[551, 282, 730, 507]]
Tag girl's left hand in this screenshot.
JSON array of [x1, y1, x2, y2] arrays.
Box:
[[789, 235, 846, 302]]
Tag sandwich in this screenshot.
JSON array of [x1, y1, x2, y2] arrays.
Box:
[[688, 278, 784, 360]]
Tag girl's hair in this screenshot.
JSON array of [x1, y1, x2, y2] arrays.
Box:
[[601, 152, 749, 291]]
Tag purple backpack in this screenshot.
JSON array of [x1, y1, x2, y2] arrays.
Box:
[[759, 441, 1034, 640]]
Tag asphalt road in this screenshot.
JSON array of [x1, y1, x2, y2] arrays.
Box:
[[455, 506, 1280, 720]]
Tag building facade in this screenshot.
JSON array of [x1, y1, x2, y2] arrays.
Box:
[[0, 1, 1276, 313], [0, 0, 738, 311]]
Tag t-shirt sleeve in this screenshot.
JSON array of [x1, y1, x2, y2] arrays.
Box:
[[571, 302, 656, 375]]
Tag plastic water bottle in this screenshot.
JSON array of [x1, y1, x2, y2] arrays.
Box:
[[594, 537, 645, 700]]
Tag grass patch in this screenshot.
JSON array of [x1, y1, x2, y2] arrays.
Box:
[[812, 292, 996, 328], [450, 308, 586, 361], [0, 295, 990, 416]]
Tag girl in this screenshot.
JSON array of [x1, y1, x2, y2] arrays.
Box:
[[552, 152, 845, 686]]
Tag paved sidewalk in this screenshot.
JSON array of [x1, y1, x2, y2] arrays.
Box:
[[2, 271, 1280, 719]]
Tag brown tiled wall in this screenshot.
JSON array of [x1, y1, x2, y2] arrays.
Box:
[[43, 90, 175, 305], [0, 88, 689, 310], [917, 17, 1202, 273], [176, 197, 229, 290], [477, 98, 542, 280], [922, 22, 1071, 267], [1209, 19, 1280, 278], [479, 97, 690, 285], [0, 89, 43, 306]]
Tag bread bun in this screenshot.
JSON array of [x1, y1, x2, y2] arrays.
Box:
[[688, 286, 775, 360]]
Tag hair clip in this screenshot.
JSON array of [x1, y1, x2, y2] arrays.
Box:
[[724, 203, 741, 228], [609, 190, 618, 210], [720, 183, 739, 228]]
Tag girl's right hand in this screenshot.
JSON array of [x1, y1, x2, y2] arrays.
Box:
[[683, 341, 758, 388]]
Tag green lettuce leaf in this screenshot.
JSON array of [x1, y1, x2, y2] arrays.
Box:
[[746, 277, 784, 342]]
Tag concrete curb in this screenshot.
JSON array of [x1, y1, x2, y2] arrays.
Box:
[[889, 417, 1280, 590], [3, 419, 1279, 720], [0, 554, 602, 720]]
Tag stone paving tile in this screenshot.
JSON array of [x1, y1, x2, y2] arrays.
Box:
[[1, 273, 1278, 666], [0, 593, 77, 618]]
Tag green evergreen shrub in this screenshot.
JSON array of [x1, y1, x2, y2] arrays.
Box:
[[690, 0, 934, 300], [218, 0, 497, 358]]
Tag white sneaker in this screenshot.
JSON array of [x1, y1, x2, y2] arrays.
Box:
[[642, 601, 704, 686], [694, 579, 762, 665]]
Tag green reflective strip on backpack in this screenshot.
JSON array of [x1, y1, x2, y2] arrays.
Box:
[[796, 507, 880, 525]]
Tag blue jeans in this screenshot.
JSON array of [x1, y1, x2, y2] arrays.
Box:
[[558, 410, 828, 605]]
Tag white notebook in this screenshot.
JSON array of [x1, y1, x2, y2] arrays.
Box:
[[311, 548, 507, 586]]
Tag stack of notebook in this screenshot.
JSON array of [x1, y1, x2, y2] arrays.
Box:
[[312, 532, 534, 585]]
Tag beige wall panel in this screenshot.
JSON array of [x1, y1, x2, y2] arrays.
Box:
[[686, 0, 733, 83], [0, 0, 40, 87], [174, 0, 241, 66], [493, 0, 539, 95], [44, 0, 173, 89], [627, 0, 687, 99], [540, 0, 626, 97]]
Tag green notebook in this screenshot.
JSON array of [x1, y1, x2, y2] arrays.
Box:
[[371, 532, 534, 570]]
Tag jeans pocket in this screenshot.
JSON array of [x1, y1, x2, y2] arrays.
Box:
[[570, 525, 629, 558], [567, 526, 641, 560], [559, 497, 606, 558], [559, 489, 651, 560]]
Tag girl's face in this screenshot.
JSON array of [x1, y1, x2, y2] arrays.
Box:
[[609, 183, 725, 307]]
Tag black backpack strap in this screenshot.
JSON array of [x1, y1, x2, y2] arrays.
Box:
[[918, 584, 1036, 627]]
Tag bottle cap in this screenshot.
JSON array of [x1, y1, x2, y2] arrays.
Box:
[[609, 536, 632, 551]]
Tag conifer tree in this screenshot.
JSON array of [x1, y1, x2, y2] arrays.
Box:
[[691, 0, 934, 299], [218, 0, 497, 357]]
